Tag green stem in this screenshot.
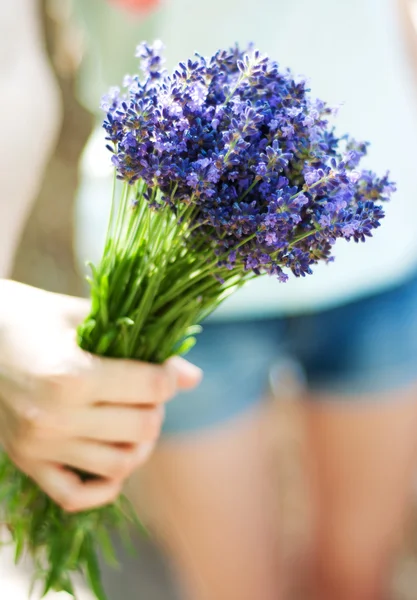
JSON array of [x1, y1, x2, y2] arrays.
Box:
[[104, 169, 117, 244], [289, 174, 330, 203], [153, 232, 256, 310], [238, 177, 260, 202], [290, 226, 321, 246]]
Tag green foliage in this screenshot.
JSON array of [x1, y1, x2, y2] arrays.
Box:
[[0, 181, 247, 599]]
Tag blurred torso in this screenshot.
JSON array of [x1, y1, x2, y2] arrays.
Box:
[[75, 0, 417, 317]]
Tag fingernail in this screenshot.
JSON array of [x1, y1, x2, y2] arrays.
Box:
[[158, 405, 166, 423], [166, 356, 203, 382], [135, 442, 155, 465]]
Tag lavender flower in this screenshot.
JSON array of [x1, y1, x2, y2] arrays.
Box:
[[3, 42, 396, 600], [102, 42, 395, 280]]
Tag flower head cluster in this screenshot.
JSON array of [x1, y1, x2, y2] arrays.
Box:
[[102, 42, 395, 280]]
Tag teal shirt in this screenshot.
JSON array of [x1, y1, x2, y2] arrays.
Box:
[[73, 0, 417, 319]]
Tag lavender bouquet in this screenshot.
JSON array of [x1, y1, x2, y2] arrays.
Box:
[[0, 42, 394, 599]]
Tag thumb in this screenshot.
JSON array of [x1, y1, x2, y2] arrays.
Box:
[[62, 296, 91, 328], [165, 356, 203, 391]]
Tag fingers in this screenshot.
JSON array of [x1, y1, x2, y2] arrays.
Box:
[[5, 390, 163, 456], [87, 355, 202, 405], [24, 432, 151, 479], [165, 356, 203, 390], [27, 438, 143, 480], [61, 405, 164, 444], [30, 339, 203, 409], [30, 463, 123, 512], [87, 358, 175, 404], [61, 295, 91, 328]]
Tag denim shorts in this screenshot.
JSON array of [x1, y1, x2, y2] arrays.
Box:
[[163, 271, 417, 435]]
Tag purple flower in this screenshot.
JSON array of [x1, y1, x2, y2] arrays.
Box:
[[186, 172, 199, 188], [304, 169, 322, 186], [188, 81, 208, 111], [135, 40, 166, 81], [101, 42, 395, 281]]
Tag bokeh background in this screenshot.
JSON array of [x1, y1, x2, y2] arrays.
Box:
[[5, 0, 417, 598]]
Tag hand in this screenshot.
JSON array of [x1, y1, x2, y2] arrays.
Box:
[[107, 0, 160, 14], [0, 280, 202, 512]]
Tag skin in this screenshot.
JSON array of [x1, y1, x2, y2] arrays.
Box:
[[399, 0, 417, 73], [108, 0, 160, 12], [0, 280, 202, 512], [126, 406, 283, 600], [3, 1, 417, 599], [124, 4, 417, 599], [303, 390, 417, 600], [0, 0, 62, 278], [127, 386, 417, 600], [0, 0, 201, 513]]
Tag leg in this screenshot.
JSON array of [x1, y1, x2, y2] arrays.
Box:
[[124, 318, 284, 600], [125, 404, 282, 600], [303, 386, 417, 600]]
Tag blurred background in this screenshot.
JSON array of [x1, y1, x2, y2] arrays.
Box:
[[5, 0, 417, 598]]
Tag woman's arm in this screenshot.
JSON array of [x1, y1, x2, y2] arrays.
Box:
[[0, 2, 203, 511], [398, 0, 417, 78], [0, 0, 62, 277]]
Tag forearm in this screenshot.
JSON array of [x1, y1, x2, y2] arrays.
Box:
[[399, 0, 417, 81], [0, 0, 62, 277]]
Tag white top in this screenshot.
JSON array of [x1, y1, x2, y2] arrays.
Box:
[[75, 0, 417, 318]]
